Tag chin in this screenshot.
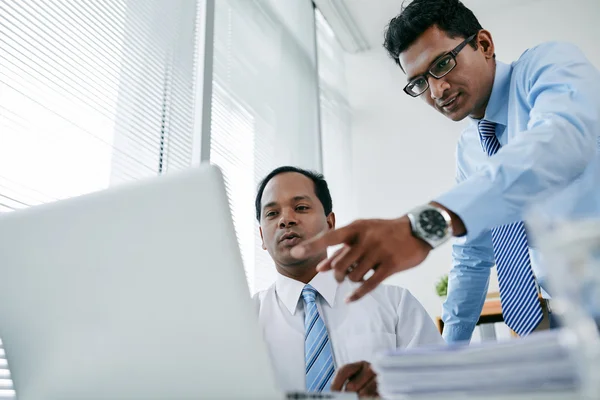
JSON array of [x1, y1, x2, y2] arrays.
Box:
[[440, 106, 471, 122], [279, 255, 310, 267], [448, 111, 470, 121]]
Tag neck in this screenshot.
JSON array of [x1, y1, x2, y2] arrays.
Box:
[[470, 60, 496, 120], [275, 256, 325, 284]]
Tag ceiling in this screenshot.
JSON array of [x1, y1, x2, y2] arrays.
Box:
[[343, 0, 543, 49]]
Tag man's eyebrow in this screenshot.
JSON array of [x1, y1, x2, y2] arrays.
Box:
[[262, 195, 312, 212], [262, 201, 278, 211], [406, 50, 448, 81], [292, 195, 311, 202]]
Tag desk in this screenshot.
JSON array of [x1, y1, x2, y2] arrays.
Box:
[[435, 294, 551, 337]]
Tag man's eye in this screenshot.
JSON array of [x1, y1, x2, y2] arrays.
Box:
[[437, 57, 451, 69], [266, 211, 277, 218], [296, 206, 309, 211], [411, 78, 426, 88]]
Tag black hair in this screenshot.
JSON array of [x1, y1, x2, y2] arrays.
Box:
[[383, 0, 482, 70], [255, 166, 333, 222]]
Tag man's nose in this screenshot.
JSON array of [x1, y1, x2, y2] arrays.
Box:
[[278, 210, 298, 229], [429, 76, 450, 100]]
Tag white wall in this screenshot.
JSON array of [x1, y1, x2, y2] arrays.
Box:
[[345, 0, 600, 319]]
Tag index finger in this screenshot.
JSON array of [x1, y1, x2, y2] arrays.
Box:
[[290, 225, 356, 259]]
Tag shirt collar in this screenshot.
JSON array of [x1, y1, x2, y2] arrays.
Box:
[[275, 270, 338, 315], [473, 60, 511, 127]]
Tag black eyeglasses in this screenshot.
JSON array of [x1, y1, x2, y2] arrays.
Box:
[[403, 33, 477, 98]]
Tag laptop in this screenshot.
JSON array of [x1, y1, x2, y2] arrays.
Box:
[[0, 165, 354, 399]]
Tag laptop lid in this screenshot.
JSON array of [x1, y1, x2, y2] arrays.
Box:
[[0, 165, 280, 399]]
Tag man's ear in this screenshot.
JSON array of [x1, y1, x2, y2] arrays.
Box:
[[326, 212, 336, 230], [259, 226, 267, 250], [477, 30, 495, 60]]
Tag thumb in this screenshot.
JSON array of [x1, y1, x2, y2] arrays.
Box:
[[330, 362, 363, 391]]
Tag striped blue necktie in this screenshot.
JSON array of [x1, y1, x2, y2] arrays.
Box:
[[478, 120, 543, 336], [302, 285, 335, 392]]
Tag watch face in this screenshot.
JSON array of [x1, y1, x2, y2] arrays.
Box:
[[419, 209, 447, 239]]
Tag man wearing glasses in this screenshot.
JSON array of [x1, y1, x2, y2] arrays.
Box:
[[291, 0, 600, 343]]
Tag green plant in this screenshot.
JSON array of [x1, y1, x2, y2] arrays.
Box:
[[435, 274, 448, 297]]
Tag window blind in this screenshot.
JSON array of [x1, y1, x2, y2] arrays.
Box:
[[210, 0, 322, 293], [0, 0, 199, 210], [0, 0, 202, 396], [0, 339, 9, 399]]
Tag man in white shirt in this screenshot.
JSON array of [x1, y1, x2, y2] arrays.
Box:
[[253, 166, 443, 397]]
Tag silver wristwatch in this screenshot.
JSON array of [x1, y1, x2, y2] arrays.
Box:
[[407, 204, 453, 248]]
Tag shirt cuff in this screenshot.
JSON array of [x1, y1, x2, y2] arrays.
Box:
[[442, 322, 475, 343], [435, 172, 506, 241]]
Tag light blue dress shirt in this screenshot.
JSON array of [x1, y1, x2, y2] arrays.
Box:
[[435, 42, 600, 343]]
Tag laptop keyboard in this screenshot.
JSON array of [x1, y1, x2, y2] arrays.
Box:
[[286, 393, 363, 399]]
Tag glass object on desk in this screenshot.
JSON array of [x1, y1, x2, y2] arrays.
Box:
[[526, 154, 600, 399]]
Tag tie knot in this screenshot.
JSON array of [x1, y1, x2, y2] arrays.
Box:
[[301, 285, 318, 304], [478, 120, 497, 138]]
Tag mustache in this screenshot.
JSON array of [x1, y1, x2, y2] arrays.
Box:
[[436, 93, 459, 107]]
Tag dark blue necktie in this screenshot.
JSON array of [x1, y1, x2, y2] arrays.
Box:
[[478, 120, 543, 336], [302, 285, 335, 391]]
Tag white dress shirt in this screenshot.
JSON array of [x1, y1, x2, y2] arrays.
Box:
[[253, 270, 444, 392]]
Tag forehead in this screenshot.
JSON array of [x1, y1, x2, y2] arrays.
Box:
[[399, 26, 464, 79], [261, 172, 316, 204]]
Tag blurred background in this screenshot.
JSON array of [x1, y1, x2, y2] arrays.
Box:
[[1, 0, 599, 346]]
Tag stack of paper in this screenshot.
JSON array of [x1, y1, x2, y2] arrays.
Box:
[[373, 330, 579, 399]]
